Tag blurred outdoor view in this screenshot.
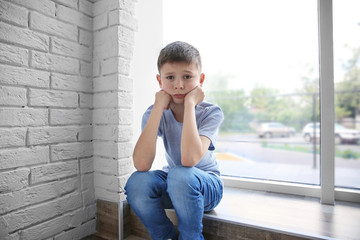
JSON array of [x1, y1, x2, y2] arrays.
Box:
[[163, 0, 360, 189]]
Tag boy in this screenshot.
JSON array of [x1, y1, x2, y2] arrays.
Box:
[[125, 41, 224, 240]]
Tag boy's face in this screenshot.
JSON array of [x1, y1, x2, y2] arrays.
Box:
[[157, 61, 204, 105]]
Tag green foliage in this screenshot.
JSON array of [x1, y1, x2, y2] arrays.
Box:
[[335, 47, 360, 119]]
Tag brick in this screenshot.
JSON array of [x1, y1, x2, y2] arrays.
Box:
[[50, 109, 92, 125], [93, 125, 132, 142], [53, 0, 78, 9], [54, 219, 96, 240], [82, 188, 96, 206], [0, 168, 29, 193], [6, 47, 29, 69], [93, 109, 132, 124], [30, 11, 77, 41], [81, 173, 94, 190], [0, 1, 28, 27], [52, 37, 92, 62], [94, 173, 120, 192], [0, 128, 26, 148], [28, 126, 78, 145], [56, 5, 92, 31], [93, 0, 119, 16], [0, 108, 48, 127], [31, 51, 79, 75], [94, 32, 133, 60], [31, 160, 79, 184], [79, 0, 93, 16], [8, 0, 56, 16], [0, 42, 28, 66], [0, 64, 50, 88], [18, 204, 95, 239], [93, 91, 132, 108], [93, 74, 133, 92], [93, 141, 132, 159], [93, 60, 100, 77], [2, 192, 82, 232], [95, 187, 122, 202], [0, 22, 49, 51], [94, 25, 134, 52], [0, 178, 79, 214], [51, 73, 92, 93], [0, 146, 49, 170], [29, 88, 78, 107], [102, 57, 131, 76], [79, 29, 92, 47], [93, 13, 107, 31], [80, 157, 94, 175], [0, 86, 27, 106], [120, 0, 136, 15], [109, 10, 137, 31], [78, 125, 92, 141], [80, 61, 92, 77], [94, 172, 130, 192], [51, 142, 92, 161], [19, 207, 86, 239], [94, 156, 133, 176], [79, 93, 93, 108]]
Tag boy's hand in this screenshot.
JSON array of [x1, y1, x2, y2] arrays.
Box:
[[154, 90, 171, 110], [184, 86, 205, 106]]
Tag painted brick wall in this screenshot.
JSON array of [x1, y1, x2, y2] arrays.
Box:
[[0, 0, 137, 239], [92, 0, 136, 203]]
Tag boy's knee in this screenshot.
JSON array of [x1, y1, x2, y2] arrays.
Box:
[[126, 171, 154, 191], [167, 166, 199, 190]]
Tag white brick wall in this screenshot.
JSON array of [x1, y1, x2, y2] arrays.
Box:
[[0, 0, 137, 239], [92, 0, 136, 203]]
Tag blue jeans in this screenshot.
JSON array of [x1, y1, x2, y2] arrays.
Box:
[[125, 166, 223, 240]]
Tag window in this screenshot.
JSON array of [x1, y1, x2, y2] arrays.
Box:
[[160, 0, 359, 202], [333, 0, 360, 190]]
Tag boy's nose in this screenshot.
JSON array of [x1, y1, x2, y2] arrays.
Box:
[[174, 79, 184, 89]]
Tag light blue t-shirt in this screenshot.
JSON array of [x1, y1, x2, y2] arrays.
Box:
[[141, 102, 224, 176]]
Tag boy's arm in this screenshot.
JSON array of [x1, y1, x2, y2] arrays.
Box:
[[181, 87, 210, 167], [133, 90, 170, 171]]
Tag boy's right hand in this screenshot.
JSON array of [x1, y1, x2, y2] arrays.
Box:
[[154, 90, 171, 110]]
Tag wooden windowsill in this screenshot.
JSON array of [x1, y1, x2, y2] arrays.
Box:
[[201, 187, 360, 240]]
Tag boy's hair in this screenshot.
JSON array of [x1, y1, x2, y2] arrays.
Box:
[[157, 41, 202, 72]]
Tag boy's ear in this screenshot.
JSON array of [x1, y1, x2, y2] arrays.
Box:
[[156, 74, 162, 88], [199, 73, 205, 87]]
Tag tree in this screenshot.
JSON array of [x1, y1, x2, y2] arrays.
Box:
[[335, 47, 360, 119], [205, 73, 252, 132]]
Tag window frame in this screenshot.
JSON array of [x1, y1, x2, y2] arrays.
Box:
[[222, 0, 360, 204]]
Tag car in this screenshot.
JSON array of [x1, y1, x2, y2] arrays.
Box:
[[257, 122, 296, 138], [302, 122, 360, 144]]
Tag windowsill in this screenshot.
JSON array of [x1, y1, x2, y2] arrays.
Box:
[[202, 186, 360, 240]]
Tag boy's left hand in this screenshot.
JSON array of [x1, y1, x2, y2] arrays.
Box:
[[184, 86, 205, 106]]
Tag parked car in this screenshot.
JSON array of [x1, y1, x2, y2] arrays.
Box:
[[302, 122, 360, 144], [257, 122, 296, 138]]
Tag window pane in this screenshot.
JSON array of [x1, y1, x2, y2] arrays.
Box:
[[163, 0, 320, 184], [333, 0, 360, 189]]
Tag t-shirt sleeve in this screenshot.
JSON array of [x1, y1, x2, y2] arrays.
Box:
[[198, 105, 224, 151], [141, 105, 162, 136]]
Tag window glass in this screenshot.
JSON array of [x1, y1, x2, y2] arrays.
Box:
[[163, 0, 320, 184], [333, 0, 360, 189]]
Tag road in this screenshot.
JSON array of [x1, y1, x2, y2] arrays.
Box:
[[216, 133, 360, 188]]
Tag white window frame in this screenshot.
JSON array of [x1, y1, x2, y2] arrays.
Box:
[[222, 0, 360, 204]]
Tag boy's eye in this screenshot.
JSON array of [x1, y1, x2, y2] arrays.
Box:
[[184, 75, 192, 80], [166, 76, 174, 80]]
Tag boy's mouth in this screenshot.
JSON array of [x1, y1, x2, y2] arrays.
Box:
[[173, 94, 185, 99]]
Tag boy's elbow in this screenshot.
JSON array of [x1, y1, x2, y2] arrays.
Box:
[[133, 156, 152, 172], [134, 161, 151, 172], [181, 156, 198, 167]]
